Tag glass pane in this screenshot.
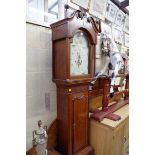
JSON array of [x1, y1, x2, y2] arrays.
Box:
[[70, 32, 89, 76], [26, 0, 59, 26], [47, 0, 58, 22]]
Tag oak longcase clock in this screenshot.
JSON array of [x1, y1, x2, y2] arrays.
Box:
[[50, 10, 101, 155]]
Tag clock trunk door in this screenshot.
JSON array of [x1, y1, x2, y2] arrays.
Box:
[[72, 92, 88, 153]]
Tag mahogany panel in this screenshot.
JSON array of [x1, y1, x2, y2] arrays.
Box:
[[72, 92, 88, 153], [51, 22, 68, 40], [57, 87, 70, 155], [53, 39, 68, 80]]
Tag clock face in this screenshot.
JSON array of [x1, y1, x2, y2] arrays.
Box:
[[70, 32, 89, 76]]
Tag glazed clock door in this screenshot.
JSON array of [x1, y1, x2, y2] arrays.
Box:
[[72, 92, 88, 153], [70, 31, 89, 76]]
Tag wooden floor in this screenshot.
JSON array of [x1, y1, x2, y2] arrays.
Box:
[[48, 149, 61, 155], [26, 147, 62, 155]]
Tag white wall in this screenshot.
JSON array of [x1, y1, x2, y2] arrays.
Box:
[[26, 23, 57, 151]]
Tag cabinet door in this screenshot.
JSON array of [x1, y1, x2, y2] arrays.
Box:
[[72, 92, 88, 153], [112, 119, 129, 155], [112, 124, 125, 155], [123, 139, 129, 155], [124, 118, 129, 141], [123, 118, 129, 155]]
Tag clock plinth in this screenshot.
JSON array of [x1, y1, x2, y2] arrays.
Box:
[[56, 82, 92, 155], [50, 10, 100, 155]]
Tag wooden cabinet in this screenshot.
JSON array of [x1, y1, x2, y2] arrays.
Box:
[[89, 104, 129, 155]]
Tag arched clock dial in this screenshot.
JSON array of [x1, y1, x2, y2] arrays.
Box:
[[70, 32, 89, 76]]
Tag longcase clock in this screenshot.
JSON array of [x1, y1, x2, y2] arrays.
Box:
[[50, 10, 101, 155]]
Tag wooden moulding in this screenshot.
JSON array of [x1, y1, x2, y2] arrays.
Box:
[[50, 10, 101, 42]]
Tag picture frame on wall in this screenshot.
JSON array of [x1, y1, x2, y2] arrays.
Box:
[[96, 35, 102, 59], [123, 14, 129, 33], [101, 22, 112, 38], [100, 22, 113, 56], [115, 10, 126, 27], [124, 33, 129, 47], [71, 0, 90, 10], [112, 26, 123, 44], [105, 0, 118, 23], [89, 0, 108, 21]]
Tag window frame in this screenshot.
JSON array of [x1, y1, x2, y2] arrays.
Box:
[[26, 0, 62, 27]]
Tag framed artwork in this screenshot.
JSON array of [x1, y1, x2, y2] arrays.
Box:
[[112, 25, 123, 44], [89, 0, 108, 20], [123, 14, 129, 33], [124, 33, 129, 47], [96, 35, 102, 58], [101, 22, 112, 38], [71, 0, 90, 10], [105, 0, 118, 23], [115, 10, 126, 26], [116, 43, 122, 52]]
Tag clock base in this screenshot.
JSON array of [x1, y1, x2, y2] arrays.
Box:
[[75, 146, 94, 155]]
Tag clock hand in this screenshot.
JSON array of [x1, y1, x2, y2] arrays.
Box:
[[75, 52, 82, 68]]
